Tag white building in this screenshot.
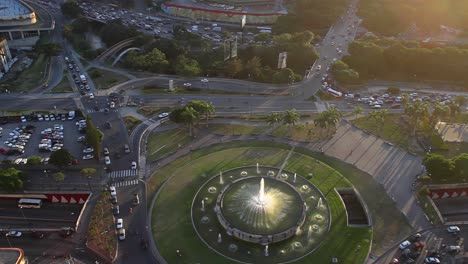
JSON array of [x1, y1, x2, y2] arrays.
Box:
[[0, 39, 17, 80]]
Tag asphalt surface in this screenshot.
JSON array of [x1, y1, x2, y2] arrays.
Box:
[[0, 199, 81, 229]]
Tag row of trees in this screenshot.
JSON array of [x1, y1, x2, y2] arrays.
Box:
[[169, 101, 215, 136], [273, 0, 349, 34], [423, 153, 468, 183], [342, 37, 468, 84], [358, 0, 468, 36], [124, 30, 316, 83]]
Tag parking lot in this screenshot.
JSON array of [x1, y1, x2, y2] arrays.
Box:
[[380, 225, 467, 264], [0, 113, 98, 164]]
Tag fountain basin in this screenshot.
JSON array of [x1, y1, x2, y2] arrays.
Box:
[[215, 176, 306, 244]]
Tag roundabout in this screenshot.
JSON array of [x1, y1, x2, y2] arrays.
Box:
[[193, 166, 330, 263], [150, 145, 372, 264]]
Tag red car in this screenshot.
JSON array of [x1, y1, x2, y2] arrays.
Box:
[[0, 148, 6, 155]]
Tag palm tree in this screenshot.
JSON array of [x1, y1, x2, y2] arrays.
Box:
[[282, 109, 300, 127], [181, 106, 198, 137], [282, 109, 300, 134], [314, 112, 328, 136], [324, 107, 342, 131], [267, 112, 282, 128], [353, 106, 363, 119]]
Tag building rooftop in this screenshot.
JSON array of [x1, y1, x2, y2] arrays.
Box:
[[0, 248, 24, 264], [0, 1, 53, 32], [0, 0, 32, 18]]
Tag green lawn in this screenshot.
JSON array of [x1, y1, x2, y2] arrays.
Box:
[[272, 122, 330, 141], [151, 147, 372, 264], [209, 123, 268, 135], [147, 128, 192, 161], [0, 54, 49, 92], [351, 114, 410, 148], [122, 116, 142, 134], [137, 106, 172, 118], [46, 75, 73, 93], [88, 68, 129, 90], [141, 85, 250, 95]]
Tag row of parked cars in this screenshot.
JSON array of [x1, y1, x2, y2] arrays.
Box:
[[38, 125, 65, 152], [109, 186, 126, 241], [2, 125, 35, 155]]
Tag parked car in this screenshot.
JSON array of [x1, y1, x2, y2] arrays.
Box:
[[109, 186, 116, 196], [113, 205, 120, 216], [83, 154, 94, 160], [103, 147, 109, 155], [116, 218, 123, 229], [424, 257, 440, 263], [118, 228, 126, 240], [83, 148, 94, 154]]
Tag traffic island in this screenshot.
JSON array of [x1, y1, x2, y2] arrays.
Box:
[[86, 191, 116, 262]]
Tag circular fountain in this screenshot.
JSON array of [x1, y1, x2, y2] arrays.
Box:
[[215, 177, 306, 244], [192, 166, 331, 263]]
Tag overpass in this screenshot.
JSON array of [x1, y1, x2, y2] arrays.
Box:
[[95, 38, 136, 63]]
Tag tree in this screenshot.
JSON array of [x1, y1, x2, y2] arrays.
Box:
[[325, 107, 342, 128], [174, 55, 202, 77], [85, 117, 102, 159], [314, 112, 329, 136], [386, 87, 400, 95], [186, 101, 215, 127], [452, 153, 468, 181], [27, 156, 42, 165], [0, 167, 24, 191], [81, 168, 97, 178], [423, 153, 454, 181], [224, 58, 243, 78], [49, 149, 75, 168], [244, 56, 262, 79], [282, 109, 300, 128], [272, 68, 296, 84], [454, 95, 467, 107], [181, 106, 198, 137], [61, 0, 82, 18], [353, 106, 363, 119], [36, 43, 63, 57], [52, 172, 65, 182], [267, 112, 282, 127]]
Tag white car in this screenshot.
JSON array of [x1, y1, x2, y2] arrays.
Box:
[[116, 218, 123, 229], [158, 112, 169, 119], [6, 231, 22, 237], [110, 102, 115, 108], [83, 154, 94, 160], [109, 186, 117, 196], [447, 226, 460, 233], [131, 161, 137, 170], [105, 156, 111, 165], [201, 78, 209, 83], [20, 116, 26, 123], [118, 228, 126, 241], [83, 148, 94, 154], [399, 240, 411, 249], [103, 147, 109, 155], [89, 93, 94, 99], [183, 82, 192, 87]]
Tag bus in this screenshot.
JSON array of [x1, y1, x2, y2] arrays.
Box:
[[327, 88, 343, 98], [18, 198, 43, 209]]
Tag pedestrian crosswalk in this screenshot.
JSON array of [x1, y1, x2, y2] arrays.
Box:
[[111, 179, 139, 188], [86, 108, 119, 114], [108, 169, 138, 178], [142, 118, 157, 126]]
